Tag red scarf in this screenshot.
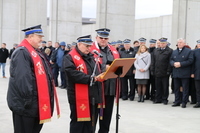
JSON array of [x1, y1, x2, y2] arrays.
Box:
[[19, 39, 60, 124], [90, 41, 119, 63], [69, 49, 91, 121]]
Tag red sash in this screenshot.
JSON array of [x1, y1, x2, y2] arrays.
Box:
[[90, 41, 119, 119], [69, 49, 91, 121], [90, 41, 119, 63], [19, 39, 60, 124]]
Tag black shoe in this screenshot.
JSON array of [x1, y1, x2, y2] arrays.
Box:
[[61, 86, 66, 89], [129, 97, 134, 101], [163, 101, 168, 105], [193, 104, 200, 108], [190, 102, 196, 104], [181, 103, 186, 108], [172, 103, 180, 107], [122, 96, 128, 100], [138, 95, 141, 102], [153, 100, 162, 104], [141, 96, 144, 102], [59, 85, 63, 88]]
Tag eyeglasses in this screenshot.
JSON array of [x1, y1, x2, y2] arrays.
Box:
[[99, 37, 108, 40]]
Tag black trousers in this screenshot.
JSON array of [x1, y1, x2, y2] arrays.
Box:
[[52, 65, 59, 86], [189, 78, 196, 103], [195, 80, 200, 103], [98, 95, 114, 133], [69, 102, 98, 133], [174, 78, 189, 104], [121, 75, 135, 99], [146, 74, 156, 100], [155, 76, 169, 102], [12, 113, 43, 133]]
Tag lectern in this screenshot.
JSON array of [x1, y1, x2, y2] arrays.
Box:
[[101, 58, 136, 133]]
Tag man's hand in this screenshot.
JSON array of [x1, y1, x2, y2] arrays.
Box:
[[50, 60, 54, 64], [174, 62, 181, 68], [95, 72, 105, 82]]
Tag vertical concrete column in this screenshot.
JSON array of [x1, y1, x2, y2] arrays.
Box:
[[24, 0, 48, 40], [96, 0, 135, 41], [0, 0, 22, 48], [0, 0, 3, 44], [171, 0, 200, 48], [49, 0, 82, 44]]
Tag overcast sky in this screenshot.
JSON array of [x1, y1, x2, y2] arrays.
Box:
[[82, 0, 173, 19]]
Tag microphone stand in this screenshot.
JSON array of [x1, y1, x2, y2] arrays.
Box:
[[90, 55, 101, 133]]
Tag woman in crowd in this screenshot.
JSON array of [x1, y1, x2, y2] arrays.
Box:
[[134, 44, 151, 102]]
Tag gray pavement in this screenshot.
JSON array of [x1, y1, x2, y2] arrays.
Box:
[[1, 64, 200, 133]]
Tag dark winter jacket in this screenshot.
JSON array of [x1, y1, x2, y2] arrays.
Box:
[[119, 47, 136, 76], [63, 47, 102, 104], [0, 48, 9, 63], [192, 49, 200, 80], [151, 46, 173, 77], [7, 47, 54, 117], [170, 47, 193, 78]]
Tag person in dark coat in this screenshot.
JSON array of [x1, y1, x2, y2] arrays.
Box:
[[146, 39, 157, 101], [191, 40, 200, 108], [40, 41, 47, 53], [170, 38, 194, 108], [90, 28, 119, 133], [9, 43, 18, 59], [119, 39, 136, 101], [133, 40, 140, 53], [0, 43, 9, 78], [151, 38, 173, 105], [7, 25, 59, 133], [63, 35, 103, 133], [50, 42, 60, 87]]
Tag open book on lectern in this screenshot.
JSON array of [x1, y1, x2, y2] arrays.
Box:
[[101, 58, 136, 80]]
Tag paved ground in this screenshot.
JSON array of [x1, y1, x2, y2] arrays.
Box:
[[1, 64, 200, 133]]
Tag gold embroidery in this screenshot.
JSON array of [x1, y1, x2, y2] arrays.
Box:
[[80, 104, 86, 111], [42, 104, 48, 111]]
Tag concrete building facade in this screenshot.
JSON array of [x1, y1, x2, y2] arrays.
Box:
[[134, 15, 172, 47], [96, 0, 135, 41], [1, 0, 200, 50], [172, 0, 200, 49]]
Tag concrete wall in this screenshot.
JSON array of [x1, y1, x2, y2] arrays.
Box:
[[96, 0, 135, 41], [134, 15, 172, 47], [82, 23, 97, 41], [172, 0, 200, 49], [49, 0, 82, 44], [0, 0, 48, 49]]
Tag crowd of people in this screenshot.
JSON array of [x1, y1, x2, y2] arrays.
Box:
[[2, 24, 200, 133]]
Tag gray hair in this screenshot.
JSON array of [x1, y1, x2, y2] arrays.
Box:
[[177, 38, 186, 43]]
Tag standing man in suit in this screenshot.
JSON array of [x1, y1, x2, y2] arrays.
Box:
[[170, 38, 193, 108], [119, 39, 136, 101], [151, 38, 173, 105]]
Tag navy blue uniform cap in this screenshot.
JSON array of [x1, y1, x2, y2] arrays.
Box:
[[22, 25, 44, 36]]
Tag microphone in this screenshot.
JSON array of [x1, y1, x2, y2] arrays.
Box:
[[92, 50, 103, 58]]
